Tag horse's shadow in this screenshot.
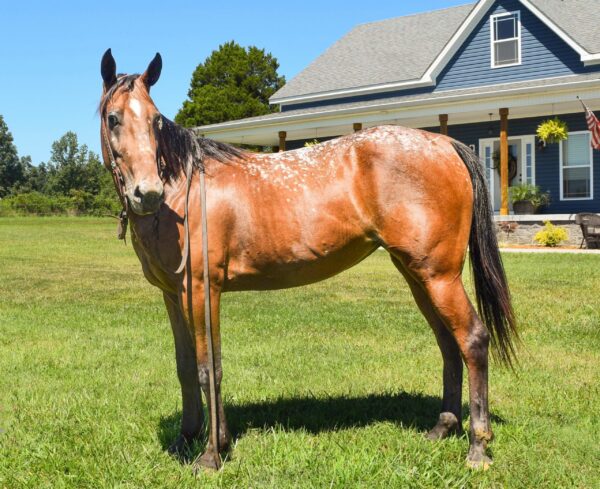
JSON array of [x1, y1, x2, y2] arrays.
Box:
[[157, 391, 505, 458]]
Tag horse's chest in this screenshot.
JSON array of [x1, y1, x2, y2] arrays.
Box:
[[131, 220, 179, 293]]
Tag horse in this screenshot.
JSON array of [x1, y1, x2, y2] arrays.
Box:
[[99, 49, 517, 472]]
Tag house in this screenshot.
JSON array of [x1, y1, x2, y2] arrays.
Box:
[[196, 0, 600, 219]]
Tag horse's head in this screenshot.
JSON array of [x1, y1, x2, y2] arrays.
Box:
[[100, 49, 164, 215]]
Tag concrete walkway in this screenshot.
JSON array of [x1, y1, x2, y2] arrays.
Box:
[[500, 247, 600, 254]]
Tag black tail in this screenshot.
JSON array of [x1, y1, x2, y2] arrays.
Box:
[[452, 141, 518, 367]]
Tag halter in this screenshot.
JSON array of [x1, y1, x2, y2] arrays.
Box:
[[101, 119, 129, 240]]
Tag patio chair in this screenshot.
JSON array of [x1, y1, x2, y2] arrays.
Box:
[[575, 213, 600, 249]]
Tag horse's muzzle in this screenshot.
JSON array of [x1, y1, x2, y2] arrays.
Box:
[[129, 181, 165, 215]]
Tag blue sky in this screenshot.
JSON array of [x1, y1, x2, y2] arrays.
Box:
[[0, 0, 469, 164]]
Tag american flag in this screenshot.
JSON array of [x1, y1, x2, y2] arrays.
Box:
[[578, 97, 600, 150]]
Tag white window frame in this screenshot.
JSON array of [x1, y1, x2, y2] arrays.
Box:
[[559, 130, 594, 201], [490, 11, 522, 69]]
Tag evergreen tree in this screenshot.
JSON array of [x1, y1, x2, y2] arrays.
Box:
[[175, 41, 285, 127]]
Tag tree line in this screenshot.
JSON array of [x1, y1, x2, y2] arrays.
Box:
[[0, 41, 284, 216]]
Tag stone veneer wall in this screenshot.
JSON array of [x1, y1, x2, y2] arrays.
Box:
[[494, 216, 583, 246]]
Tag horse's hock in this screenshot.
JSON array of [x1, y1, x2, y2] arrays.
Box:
[[494, 215, 583, 246]]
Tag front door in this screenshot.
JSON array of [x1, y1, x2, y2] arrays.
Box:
[[479, 135, 535, 212]]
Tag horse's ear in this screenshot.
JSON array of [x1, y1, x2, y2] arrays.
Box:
[[141, 52, 162, 90], [101, 48, 117, 90]]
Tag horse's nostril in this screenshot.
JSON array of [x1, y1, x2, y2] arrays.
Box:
[[134, 186, 143, 199]]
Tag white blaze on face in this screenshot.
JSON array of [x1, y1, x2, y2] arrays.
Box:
[[128, 95, 153, 156], [129, 98, 143, 119]]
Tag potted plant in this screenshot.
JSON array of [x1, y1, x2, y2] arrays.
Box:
[[536, 117, 568, 144], [509, 183, 550, 214]]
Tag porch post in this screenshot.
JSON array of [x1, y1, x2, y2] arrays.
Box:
[[278, 131, 287, 152], [439, 114, 448, 136], [353, 123, 363, 132], [499, 108, 509, 216]]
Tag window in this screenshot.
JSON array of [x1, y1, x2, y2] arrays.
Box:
[[491, 12, 521, 68], [525, 141, 533, 184], [561, 132, 593, 200]]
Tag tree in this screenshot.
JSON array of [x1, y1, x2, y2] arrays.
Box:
[[175, 41, 285, 127], [0, 115, 26, 197], [45, 132, 104, 195]]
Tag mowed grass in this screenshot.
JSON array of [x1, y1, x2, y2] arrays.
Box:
[[0, 217, 599, 488]]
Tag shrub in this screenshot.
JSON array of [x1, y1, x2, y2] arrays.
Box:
[[534, 221, 569, 247], [0, 191, 120, 216]]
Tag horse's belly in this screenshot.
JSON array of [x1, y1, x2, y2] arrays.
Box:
[[224, 237, 378, 291]]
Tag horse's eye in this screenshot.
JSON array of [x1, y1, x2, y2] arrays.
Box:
[[107, 114, 120, 130]]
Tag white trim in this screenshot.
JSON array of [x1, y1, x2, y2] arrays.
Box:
[[559, 130, 594, 201], [270, 0, 600, 105], [490, 11, 522, 69]]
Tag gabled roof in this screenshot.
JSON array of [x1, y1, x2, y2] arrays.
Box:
[[270, 4, 475, 103], [271, 0, 600, 105]]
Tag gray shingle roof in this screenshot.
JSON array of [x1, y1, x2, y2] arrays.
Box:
[[271, 4, 475, 100], [528, 0, 600, 54], [271, 0, 600, 102]]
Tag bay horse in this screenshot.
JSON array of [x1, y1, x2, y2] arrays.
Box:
[[99, 49, 516, 471]]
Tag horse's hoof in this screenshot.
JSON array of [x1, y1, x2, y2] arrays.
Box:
[[466, 454, 493, 471], [426, 412, 461, 440], [192, 451, 222, 473]]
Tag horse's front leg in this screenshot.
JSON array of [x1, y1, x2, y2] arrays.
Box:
[[184, 280, 230, 471], [163, 292, 204, 455]]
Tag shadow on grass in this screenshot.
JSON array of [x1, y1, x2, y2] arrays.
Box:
[[158, 391, 506, 458]]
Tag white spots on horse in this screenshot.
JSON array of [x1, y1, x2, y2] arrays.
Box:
[[239, 144, 338, 192], [129, 98, 143, 119]]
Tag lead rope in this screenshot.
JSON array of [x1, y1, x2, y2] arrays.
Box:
[[175, 159, 220, 461], [199, 169, 220, 460]]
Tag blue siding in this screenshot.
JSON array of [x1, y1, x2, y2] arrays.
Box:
[[434, 112, 600, 214], [280, 0, 600, 112], [435, 0, 596, 90]]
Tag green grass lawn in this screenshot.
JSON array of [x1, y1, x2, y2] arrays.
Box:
[[0, 217, 599, 488]]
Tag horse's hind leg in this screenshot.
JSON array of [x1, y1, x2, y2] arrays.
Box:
[[391, 257, 463, 439], [390, 253, 493, 469]]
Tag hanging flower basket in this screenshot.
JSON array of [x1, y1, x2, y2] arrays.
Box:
[[536, 117, 569, 144]]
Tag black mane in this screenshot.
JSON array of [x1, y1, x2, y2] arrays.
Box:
[[100, 74, 245, 179], [157, 117, 245, 179]]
